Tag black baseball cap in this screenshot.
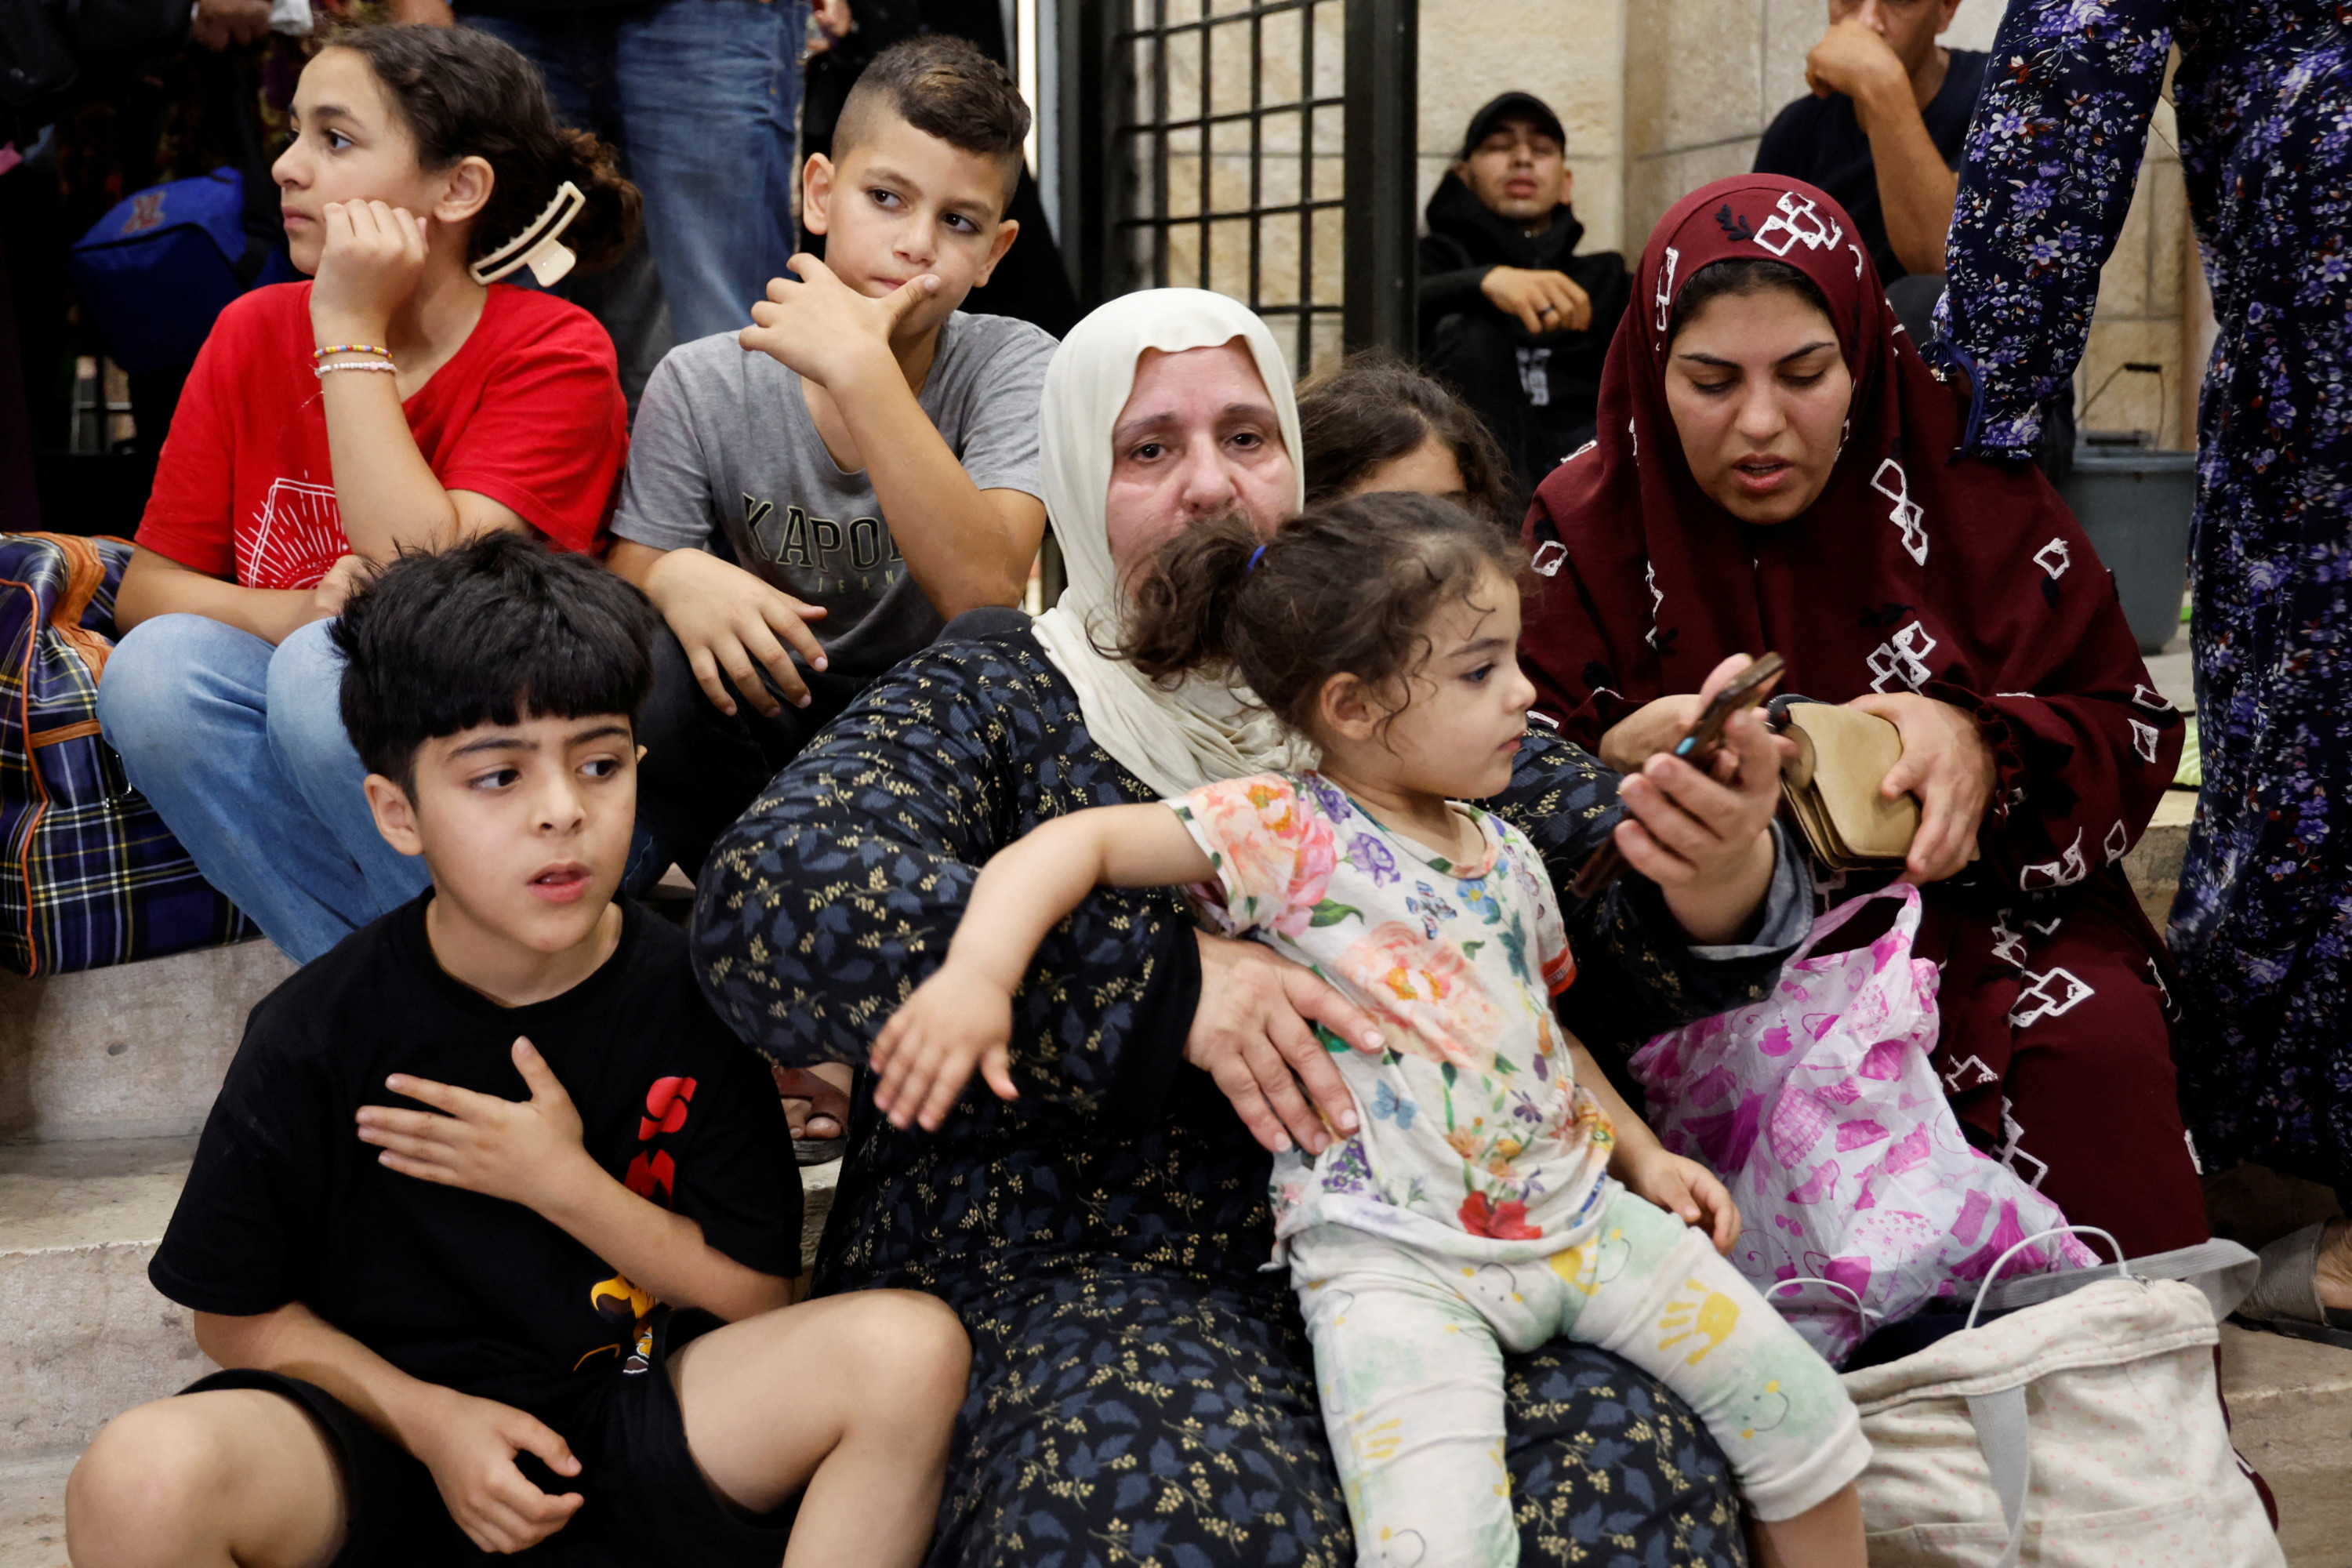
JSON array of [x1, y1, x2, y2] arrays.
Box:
[[1459, 92, 1567, 160]]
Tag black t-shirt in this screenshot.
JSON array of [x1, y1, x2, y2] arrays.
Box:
[[151, 897, 800, 1429], [1753, 49, 1987, 283]]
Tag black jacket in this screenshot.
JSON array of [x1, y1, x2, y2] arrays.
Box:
[[1417, 172, 1631, 372]]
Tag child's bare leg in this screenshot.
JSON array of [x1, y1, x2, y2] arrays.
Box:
[[1751, 1483, 1865, 1568], [669, 1288, 969, 1568], [67, 1389, 346, 1568]]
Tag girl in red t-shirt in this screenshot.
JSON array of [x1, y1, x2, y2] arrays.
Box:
[[98, 24, 638, 964]]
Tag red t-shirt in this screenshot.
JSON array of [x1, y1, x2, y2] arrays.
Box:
[[138, 281, 628, 589]]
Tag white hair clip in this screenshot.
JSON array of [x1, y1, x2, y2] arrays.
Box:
[[470, 180, 586, 287]]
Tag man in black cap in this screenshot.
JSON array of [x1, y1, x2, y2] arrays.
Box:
[[1420, 91, 1631, 510]]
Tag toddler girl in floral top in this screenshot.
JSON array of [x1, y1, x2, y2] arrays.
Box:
[[873, 492, 1868, 1567]]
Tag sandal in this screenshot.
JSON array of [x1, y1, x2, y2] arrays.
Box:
[[2231, 1220, 2352, 1349], [793, 1131, 847, 1167]]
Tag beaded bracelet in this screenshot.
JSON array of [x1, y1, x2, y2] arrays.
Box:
[[314, 361, 401, 378], [312, 343, 393, 362]]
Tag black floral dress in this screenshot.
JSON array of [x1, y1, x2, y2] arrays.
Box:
[[694, 623, 1800, 1566], [1938, 0, 2352, 1202]]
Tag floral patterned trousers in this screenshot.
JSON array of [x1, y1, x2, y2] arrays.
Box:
[[913, 1259, 1750, 1567]]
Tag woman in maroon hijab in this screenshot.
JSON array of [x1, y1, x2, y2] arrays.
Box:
[[1522, 174, 2205, 1258]]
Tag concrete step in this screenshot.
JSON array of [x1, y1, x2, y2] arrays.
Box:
[[2122, 786, 2196, 929], [0, 1138, 209, 1463], [0, 1457, 70, 1568], [0, 940, 295, 1145], [0, 1323, 2337, 1566], [2224, 1323, 2352, 1568], [0, 1133, 837, 1467]]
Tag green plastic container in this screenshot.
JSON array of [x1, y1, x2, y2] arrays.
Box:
[[2060, 448, 2198, 655]]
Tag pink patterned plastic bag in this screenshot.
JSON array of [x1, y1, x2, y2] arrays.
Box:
[[1628, 884, 2095, 1362]]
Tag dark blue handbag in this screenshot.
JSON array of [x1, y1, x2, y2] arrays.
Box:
[[67, 166, 296, 376]]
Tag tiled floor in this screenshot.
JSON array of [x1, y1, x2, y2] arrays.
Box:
[[2144, 634, 2194, 713]]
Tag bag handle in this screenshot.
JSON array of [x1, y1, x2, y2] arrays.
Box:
[[1958, 1225, 2131, 1568], [1966, 1386, 2032, 1568], [1761, 1275, 1881, 1327], [34, 533, 114, 681], [1785, 880, 1923, 967], [1964, 1225, 2129, 1331]]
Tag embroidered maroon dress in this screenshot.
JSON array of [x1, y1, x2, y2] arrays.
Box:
[[1519, 175, 2205, 1257]]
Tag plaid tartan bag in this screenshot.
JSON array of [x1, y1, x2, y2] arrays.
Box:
[[0, 533, 252, 974]]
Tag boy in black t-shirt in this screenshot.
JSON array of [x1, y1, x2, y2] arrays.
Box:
[[66, 535, 969, 1568]]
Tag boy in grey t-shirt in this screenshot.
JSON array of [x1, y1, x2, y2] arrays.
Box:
[[608, 35, 1054, 889]]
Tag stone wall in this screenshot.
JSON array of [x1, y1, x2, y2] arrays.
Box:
[[1145, 0, 1349, 376], [1414, 0, 2202, 447], [1104, 0, 2203, 422]]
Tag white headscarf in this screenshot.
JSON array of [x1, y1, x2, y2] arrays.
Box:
[[1029, 289, 1318, 799]]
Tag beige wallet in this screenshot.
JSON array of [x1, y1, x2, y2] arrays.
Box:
[[1777, 702, 1921, 872]]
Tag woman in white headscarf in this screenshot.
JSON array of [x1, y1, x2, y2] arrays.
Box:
[[694, 289, 1804, 1567]]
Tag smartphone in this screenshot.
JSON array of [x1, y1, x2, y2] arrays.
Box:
[[1569, 652, 1787, 902]]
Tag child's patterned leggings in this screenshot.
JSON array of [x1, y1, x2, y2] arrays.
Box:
[[1290, 1178, 1870, 1568]]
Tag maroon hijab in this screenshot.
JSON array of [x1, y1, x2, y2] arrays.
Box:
[[1521, 172, 2179, 906], [1525, 174, 2140, 734], [1523, 176, 2190, 1152]]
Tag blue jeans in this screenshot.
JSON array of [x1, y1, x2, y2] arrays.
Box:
[[463, 0, 808, 347], [96, 616, 430, 964]]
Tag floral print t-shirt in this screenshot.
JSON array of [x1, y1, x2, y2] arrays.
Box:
[[1174, 771, 1616, 1262]]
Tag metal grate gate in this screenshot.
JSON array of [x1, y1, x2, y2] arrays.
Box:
[[1058, 0, 1417, 377]]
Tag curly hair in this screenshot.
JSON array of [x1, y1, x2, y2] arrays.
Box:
[[318, 22, 641, 271], [1120, 492, 1526, 739]]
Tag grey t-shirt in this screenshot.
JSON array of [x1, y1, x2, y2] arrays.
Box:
[[611, 310, 1057, 679]]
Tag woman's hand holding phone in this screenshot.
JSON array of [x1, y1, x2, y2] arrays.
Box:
[[1588, 655, 1795, 944]]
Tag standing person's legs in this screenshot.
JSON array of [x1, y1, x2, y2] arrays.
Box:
[[459, 9, 673, 408], [1290, 1225, 1519, 1567], [2172, 456, 2352, 1299], [264, 620, 434, 928], [612, 0, 808, 345], [98, 615, 376, 963]]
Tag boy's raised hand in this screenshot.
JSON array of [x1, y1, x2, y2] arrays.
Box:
[[869, 964, 1020, 1132], [310, 199, 430, 345], [409, 1385, 585, 1554], [357, 1038, 591, 1212], [739, 253, 939, 390]]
